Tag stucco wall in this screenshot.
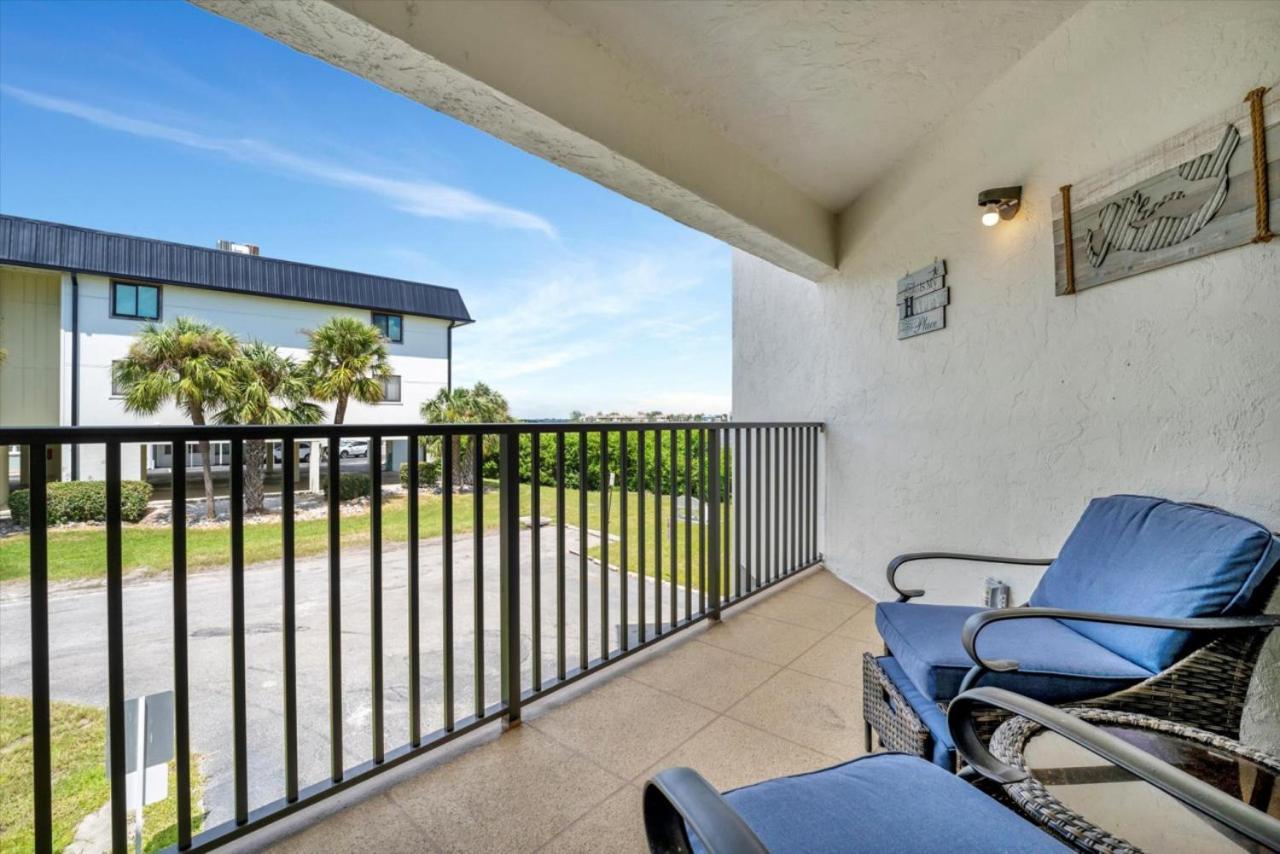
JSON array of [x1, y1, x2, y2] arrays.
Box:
[[733, 1, 1280, 748], [0, 266, 61, 427]]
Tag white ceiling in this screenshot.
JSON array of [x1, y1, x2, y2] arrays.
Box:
[[544, 0, 1084, 210]]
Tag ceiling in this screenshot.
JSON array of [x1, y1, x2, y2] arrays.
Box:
[[543, 0, 1084, 210]]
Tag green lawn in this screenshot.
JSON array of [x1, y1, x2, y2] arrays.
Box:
[[0, 484, 731, 589], [0, 696, 204, 853]]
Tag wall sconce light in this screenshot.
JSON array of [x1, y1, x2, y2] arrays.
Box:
[[978, 186, 1022, 227]]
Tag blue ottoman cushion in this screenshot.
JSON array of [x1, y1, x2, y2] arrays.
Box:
[[691, 753, 1068, 852]]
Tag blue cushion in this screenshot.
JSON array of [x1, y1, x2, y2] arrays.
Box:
[[876, 602, 1151, 703], [691, 753, 1068, 853], [876, 656, 955, 768], [1031, 495, 1280, 672]]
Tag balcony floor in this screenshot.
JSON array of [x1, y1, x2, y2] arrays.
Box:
[[253, 567, 876, 853]]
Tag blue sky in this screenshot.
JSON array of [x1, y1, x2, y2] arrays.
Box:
[[0, 0, 731, 419]]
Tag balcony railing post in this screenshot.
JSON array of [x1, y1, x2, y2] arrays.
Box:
[[28, 443, 51, 854], [707, 429, 721, 620], [499, 431, 522, 726]]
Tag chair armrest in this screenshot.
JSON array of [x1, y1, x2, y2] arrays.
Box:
[[948, 686, 1280, 851], [886, 552, 1054, 602], [961, 607, 1280, 673], [643, 768, 768, 854]]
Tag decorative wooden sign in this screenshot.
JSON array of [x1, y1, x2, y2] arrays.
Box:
[[897, 260, 947, 339], [1053, 84, 1276, 295]]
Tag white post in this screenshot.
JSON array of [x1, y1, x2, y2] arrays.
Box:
[[133, 698, 147, 854], [309, 440, 322, 493]]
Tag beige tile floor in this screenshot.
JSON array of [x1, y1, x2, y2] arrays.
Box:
[[259, 567, 876, 854]]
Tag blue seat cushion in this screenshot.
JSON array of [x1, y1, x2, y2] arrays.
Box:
[[1031, 495, 1280, 672], [691, 752, 1068, 853], [876, 602, 1151, 703], [876, 656, 955, 768]]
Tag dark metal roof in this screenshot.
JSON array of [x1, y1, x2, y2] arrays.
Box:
[[0, 215, 472, 324]]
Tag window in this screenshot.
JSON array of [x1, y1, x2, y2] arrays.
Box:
[[112, 282, 161, 320], [111, 360, 126, 396], [372, 312, 403, 343], [380, 375, 402, 403]]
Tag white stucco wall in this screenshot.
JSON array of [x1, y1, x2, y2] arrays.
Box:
[[733, 2, 1280, 745], [60, 274, 450, 478]]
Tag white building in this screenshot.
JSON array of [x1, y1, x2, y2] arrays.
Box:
[[0, 215, 471, 500]]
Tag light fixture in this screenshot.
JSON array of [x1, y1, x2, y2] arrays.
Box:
[[978, 186, 1022, 227]]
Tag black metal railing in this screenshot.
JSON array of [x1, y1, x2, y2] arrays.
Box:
[[1, 420, 822, 852]]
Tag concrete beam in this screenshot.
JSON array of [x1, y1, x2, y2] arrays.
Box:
[[196, 0, 837, 280]]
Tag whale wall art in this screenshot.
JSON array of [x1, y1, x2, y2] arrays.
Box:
[[1052, 84, 1277, 295]]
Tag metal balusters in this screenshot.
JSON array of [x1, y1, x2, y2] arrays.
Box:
[[327, 437, 343, 782], [619, 431, 629, 652], [105, 442, 127, 850], [707, 430, 721, 619], [722, 429, 732, 599], [637, 431, 647, 644], [556, 433, 566, 680], [230, 439, 249, 823], [499, 433, 521, 724], [600, 431, 609, 660], [442, 433, 455, 731], [811, 426, 820, 561], [773, 428, 781, 582], [578, 434, 588, 669], [684, 428, 692, 621], [473, 435, 485, 719], [530, 434, 542, 690], [28, 444, 51, 854], [173, 449, 196, 843], [735, 429, 745, 596], [407, 438, 421, 746], [669, 429, 677, 625], [754, 428, 762, 590], [369, 439, 384, 763], [654, 430, 662, 634], [698, 429, 706, 613], [783, 430, 793, 571]]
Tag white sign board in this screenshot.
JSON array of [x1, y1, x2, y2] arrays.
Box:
[[108, 691, 174, 851]]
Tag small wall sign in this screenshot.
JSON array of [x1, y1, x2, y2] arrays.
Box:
[[897, 260, 948, 339]]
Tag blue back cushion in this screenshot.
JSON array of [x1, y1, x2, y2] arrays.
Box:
[[1030, 495, 1280, 672]]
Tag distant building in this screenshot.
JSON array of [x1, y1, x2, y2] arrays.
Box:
[[0, 215, 472, 501]]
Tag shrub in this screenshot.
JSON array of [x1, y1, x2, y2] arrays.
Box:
[[9, 480, 153, 525], [399, 460, 441, 488], [324, 472, 372, 501]]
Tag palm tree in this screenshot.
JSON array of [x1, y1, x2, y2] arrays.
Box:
[[303, 316, 392, 424], [113, 318, 239, 519], [420, 382, 512, 487], [217, 342, 323, 512]]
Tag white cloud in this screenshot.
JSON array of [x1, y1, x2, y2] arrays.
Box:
[[1, 84, 557, 236]]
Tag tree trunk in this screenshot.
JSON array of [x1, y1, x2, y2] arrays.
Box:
[[334, 394, 347, 425], [189, 408, 217, 519], [244, 439, 267, 513]]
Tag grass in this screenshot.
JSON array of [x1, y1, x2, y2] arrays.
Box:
[[0, 483, 731, 589], [0, 696, 204, 853]]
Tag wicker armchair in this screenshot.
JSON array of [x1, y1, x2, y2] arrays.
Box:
[[862, 495, 1280, 770]]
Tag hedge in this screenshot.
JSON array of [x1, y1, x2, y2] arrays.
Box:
[[323, 472, 372, 501], [399, 460, 441, 488], [8, 480, 153, 525]]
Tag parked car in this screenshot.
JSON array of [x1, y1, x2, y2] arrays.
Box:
[[339, 439, 369, 458], [273, 443, 312, 464]]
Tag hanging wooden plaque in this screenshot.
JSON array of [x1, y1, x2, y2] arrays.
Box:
[[1053, 84, 1277, 295], [897, 260, 947, 339]]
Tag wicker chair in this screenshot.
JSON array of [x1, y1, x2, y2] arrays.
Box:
[[862, 495, 1280, 770]]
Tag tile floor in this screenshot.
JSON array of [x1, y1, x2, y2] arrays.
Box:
[[257, 567, 876, 853]]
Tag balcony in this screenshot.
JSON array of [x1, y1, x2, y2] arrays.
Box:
[[266, 567, 870, 853], [0, 420, 827, 852]]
